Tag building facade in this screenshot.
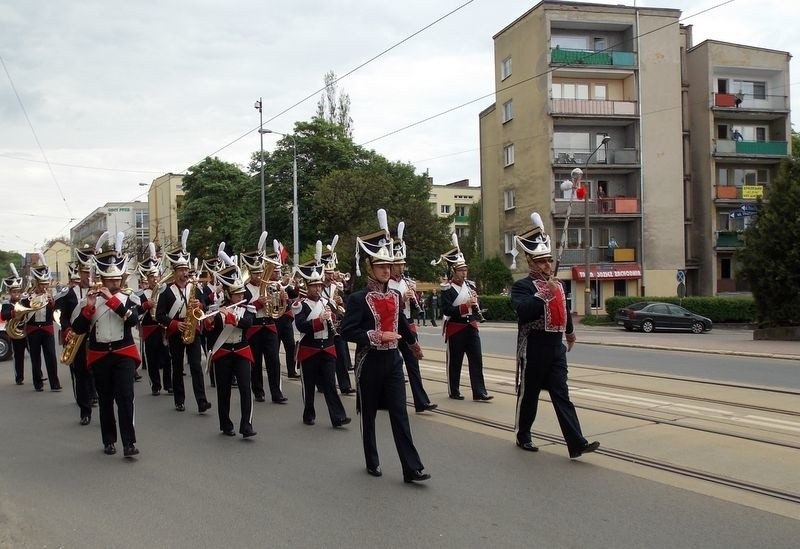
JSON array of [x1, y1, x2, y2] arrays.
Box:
[[70, 202, 149, 256], [480, 1, 685, 314], [146, 173, 185, 248], [428, 179, 480, 238], [41, 239, 71, 286]]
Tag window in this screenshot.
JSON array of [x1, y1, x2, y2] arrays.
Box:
[[594, 84, 607, 100], [554, 83, 589, 100], [614, 280, 627, 297], [717, 168, 728, 186], [503, 189, 516, 211], [732, 79, 767, 101], [440, 205, 451, 214], [501, 56, 512, 80], [717, 78, 728, 94], [756, 127, 766, 142], [554, 132, 590, 159], [593, 37, 607, 52], [552, 36, 587, 50], [502, 99, 514, 123], [717, 124, 728, 139], [720, 257, 732, 279], [567, 228, 592, 248], [732, 168, 768, 187], [455, 227, 467, 238], [504, 232, 516, 254], [455, 206, 467, 217], [503, 144, 515, 167]]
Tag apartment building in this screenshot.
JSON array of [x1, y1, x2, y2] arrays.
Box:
[[480, 1, 685, 314], [70, 201, 149, 254], [146, 173, 185, 248], [428, 179, 480, 238], [684, 40, 791, 295]]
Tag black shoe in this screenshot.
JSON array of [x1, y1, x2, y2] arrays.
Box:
[[134, 374, 142, 382], [152, 389, 160, 396], [35, 387, 44, 392], [570, 441, 600, 459], [222, 429, 236, 437], [272, 396, 288, 404], [516, 440, 539, 452], [333, 417, 352, 428], [166, 388, 174, 394], [91, 397, 98, 406], [80, 416, 91, 426], [254, 395, 266, 402], [449, 393, 464, 400], [123, 445, 139, 457], [103, 443, 116, 455], [473, 393, 494, 401], [416, 403, 438, 413], [176, 403, 186, 412], [15, 380, 23, 385], [242, 429, 257, 438], [404, 469, 431, 483], [341, 388, 356, 395], [287, 373, 300, 379], [303, 418, 315, 426], [198, 401, 212, 413], [366, 466, 382, 477], [51, 385, 63, 392]]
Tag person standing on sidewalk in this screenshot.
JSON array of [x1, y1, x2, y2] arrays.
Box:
[[509, 213, 599, 459]]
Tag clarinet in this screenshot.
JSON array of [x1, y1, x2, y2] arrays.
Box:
[[467, 280, 487, 323]]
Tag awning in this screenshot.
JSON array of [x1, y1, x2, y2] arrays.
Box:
[[571, 263, 642, 281]]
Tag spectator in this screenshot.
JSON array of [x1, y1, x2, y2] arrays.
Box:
[[732, 129, 743, 142]]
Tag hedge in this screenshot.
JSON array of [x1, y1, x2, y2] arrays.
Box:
[[604, 296, 756, 323]]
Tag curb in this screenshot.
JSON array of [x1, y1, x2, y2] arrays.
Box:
[[580, 340, 800, 361]]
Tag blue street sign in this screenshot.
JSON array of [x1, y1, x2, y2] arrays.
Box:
[[676, 270, 685, 283], [741, 203, 757, 211], [729, 210, 757, 218]]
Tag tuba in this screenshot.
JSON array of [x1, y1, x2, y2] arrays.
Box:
[[6, 293, 49, 340], [181, 276, 201, 344], [61, 280, 102, 364]]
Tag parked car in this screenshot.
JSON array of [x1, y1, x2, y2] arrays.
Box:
[[0, 319, 11, 361], [614, 302, 712, 334]]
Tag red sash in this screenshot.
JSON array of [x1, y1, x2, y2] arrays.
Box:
[[87, 344, 141, 369], [212, 346, 254, 364], [297, 345, 336, 363]]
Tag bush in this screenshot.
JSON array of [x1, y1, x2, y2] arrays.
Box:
[[479, 295, 515, 322], [604, 296, 756, 323]]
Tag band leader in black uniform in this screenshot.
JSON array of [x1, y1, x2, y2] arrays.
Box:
[[509, 213, 600, 458], [72, 234, 141, 457], [435, 236, 492, 402], [341, 209, 430, 483], [0, 264, 27, 385], [293, 249, 351, 428], [22, 255, 62, 392], [155, 229, 212, 414], [203, 255, 257, 438], [136, 243, 172, 396]]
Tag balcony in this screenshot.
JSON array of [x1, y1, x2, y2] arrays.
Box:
[[713, 92, 789, 112], [715, 139, 788, 157], [454, 215, 468, 224], [715, 231, 745, 249], [550, 48, 636, 67], [553, 148, 639, 166], [550, 99, 638, 116], [715, 185, 766, 201], [554, 197, 640, 216]]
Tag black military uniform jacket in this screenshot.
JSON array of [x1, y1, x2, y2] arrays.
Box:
[[155, 282, 203, 339]]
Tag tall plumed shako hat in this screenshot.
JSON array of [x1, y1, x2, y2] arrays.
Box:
[[67, 262, 81, 281], [165, 229, 191, 268], [75, 236, 103, 272], [512, 212, 552, 269], [30, 252, 52, 283], [94, 232, 128, 280], [240, 231, 269, 274], [392, 222, 407, 264], [216, 246, 245, 296], [431, 233, 467, 274], [320, 235, 339, 272], [294, 240, 326, 285], [263, 239, 284, 275], [2, 263, 23, 291], [138, 242, 161, 278], [355, 209, 395, 276]]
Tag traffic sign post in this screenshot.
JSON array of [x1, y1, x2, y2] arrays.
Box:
[[677, 281, 686, 305], [676, 270, 685, 284]]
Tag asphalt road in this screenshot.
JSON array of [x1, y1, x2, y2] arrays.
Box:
[[1, 366, 799, 548]]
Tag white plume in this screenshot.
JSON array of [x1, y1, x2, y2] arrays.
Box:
[[193, 258, 198, 272], [115, 231, 124, 255], [147, 242, 157, 260], [273, 239, 281, 255], [95, 231, 110, 253], [257, 231, 269, 253], [330, 234, 339, 253], [38, 252, 47, 267], [531, 212, 545, 232], [218, 242, 226, 255], [218, 248, 236, 267], [377, 209, 388, 234], [451, 233, 460, 251], [10, 263, 19, 277], [180, 229, 189, 252], [397, 222, 405, 242], [560, 180, 573, 191], [314, 240, 323, 265]]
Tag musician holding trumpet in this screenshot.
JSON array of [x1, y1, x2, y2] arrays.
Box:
[[21, 255, 62, 392]]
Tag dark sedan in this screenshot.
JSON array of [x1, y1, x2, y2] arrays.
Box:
[[614, 302, 712, 334]]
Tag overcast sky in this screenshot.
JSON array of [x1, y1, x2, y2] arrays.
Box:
[[1, 0, 797, 253]]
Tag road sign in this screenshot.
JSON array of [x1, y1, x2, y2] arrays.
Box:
[[729, 210, 757, 218], [741, 203, 757, 211], [676, 270, 685, 283], [677, 282, 686, 299]]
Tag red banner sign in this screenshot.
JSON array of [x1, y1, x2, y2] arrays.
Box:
[[571, 263, 642, 281]]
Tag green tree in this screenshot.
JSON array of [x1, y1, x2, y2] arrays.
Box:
[[737, 157, 800, 327], [0, 250, 25, 278], [470, 256, 513, 295], [179, 157, 253, 258], [316, 70, 353, 137], [460, 202, 482, 264]]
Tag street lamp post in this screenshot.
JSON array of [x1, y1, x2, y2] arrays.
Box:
[[261, 129, 299, 268], [254, 98, 266, 233], [584, 133, 611, 317]]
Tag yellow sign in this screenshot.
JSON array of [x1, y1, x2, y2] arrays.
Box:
[[741, 185, 763, 199]]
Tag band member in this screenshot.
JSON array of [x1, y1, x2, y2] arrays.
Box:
[[341, 209, 429, 483], [72, 233, 141, 457], [510, 213, 600, 458], [1, 264, 27, 385], [320, 238, 355, 395], [155, 229, 212, 414], [57, 243, 101, 425], [136, 243, 172, 396], [293, 249, 351, 428], [434, 235, 492, 402], [274, 263, 300, 379], [389, 222, 437, 413], [203, 254, 257, 438], [22, 254, 62, 392], [242, 232, 288, 404], [200, 254, 224, 388]]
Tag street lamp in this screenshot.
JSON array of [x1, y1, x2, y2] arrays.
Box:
[[261, 129, 299, 268], [584, 133, 611, 317], [254, 98, 266, 233]]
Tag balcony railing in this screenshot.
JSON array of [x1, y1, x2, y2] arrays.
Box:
[[553, 147, 639, 165], [716, 186, 768, 200], [713, 92, 789, 111], [553, 197, 640, 215], [557, 248, 606, 265], [550, 48, 636, 67], [715, 231, 745, 249], [550, 99, 638, 116], [715, 139, 788, 156]]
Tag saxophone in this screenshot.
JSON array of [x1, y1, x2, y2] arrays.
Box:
[[181, 276, 201, 344], [61, 281, 102, 364]]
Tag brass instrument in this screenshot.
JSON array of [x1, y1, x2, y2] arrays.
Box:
[[257, 275, 287, 320], [181, 276, 200, 344], [61, 279, 103, 364], [6, 292, 49, 340]]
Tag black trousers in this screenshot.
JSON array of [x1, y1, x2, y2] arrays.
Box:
[[398, 339, 431, 411], [168, 335, 208, 409], [26, 329, 60, 390], [333, 335, 352, 391], [143, 334, 172, 392], [276, 315, 297, 376], [445, 326, 487, 398], [70, 346, 93, 419], [515, 343, 587, 455], [300, 352, 347, 425], [11, 337, 27, 383], [249, 327, 283, 401], [92, 355, 136, 447], [214, 354, 253, 434], [357, 349, 424, 475]]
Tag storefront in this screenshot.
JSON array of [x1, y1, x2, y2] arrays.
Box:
[[570, 263, 642, 314]]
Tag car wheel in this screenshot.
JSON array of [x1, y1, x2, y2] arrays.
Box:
[[641, 320, 655, 333], [691, 321, 704, 334], [0, 333, 11, 361]]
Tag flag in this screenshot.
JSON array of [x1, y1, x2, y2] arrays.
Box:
[[279, 243, 289, 263]]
